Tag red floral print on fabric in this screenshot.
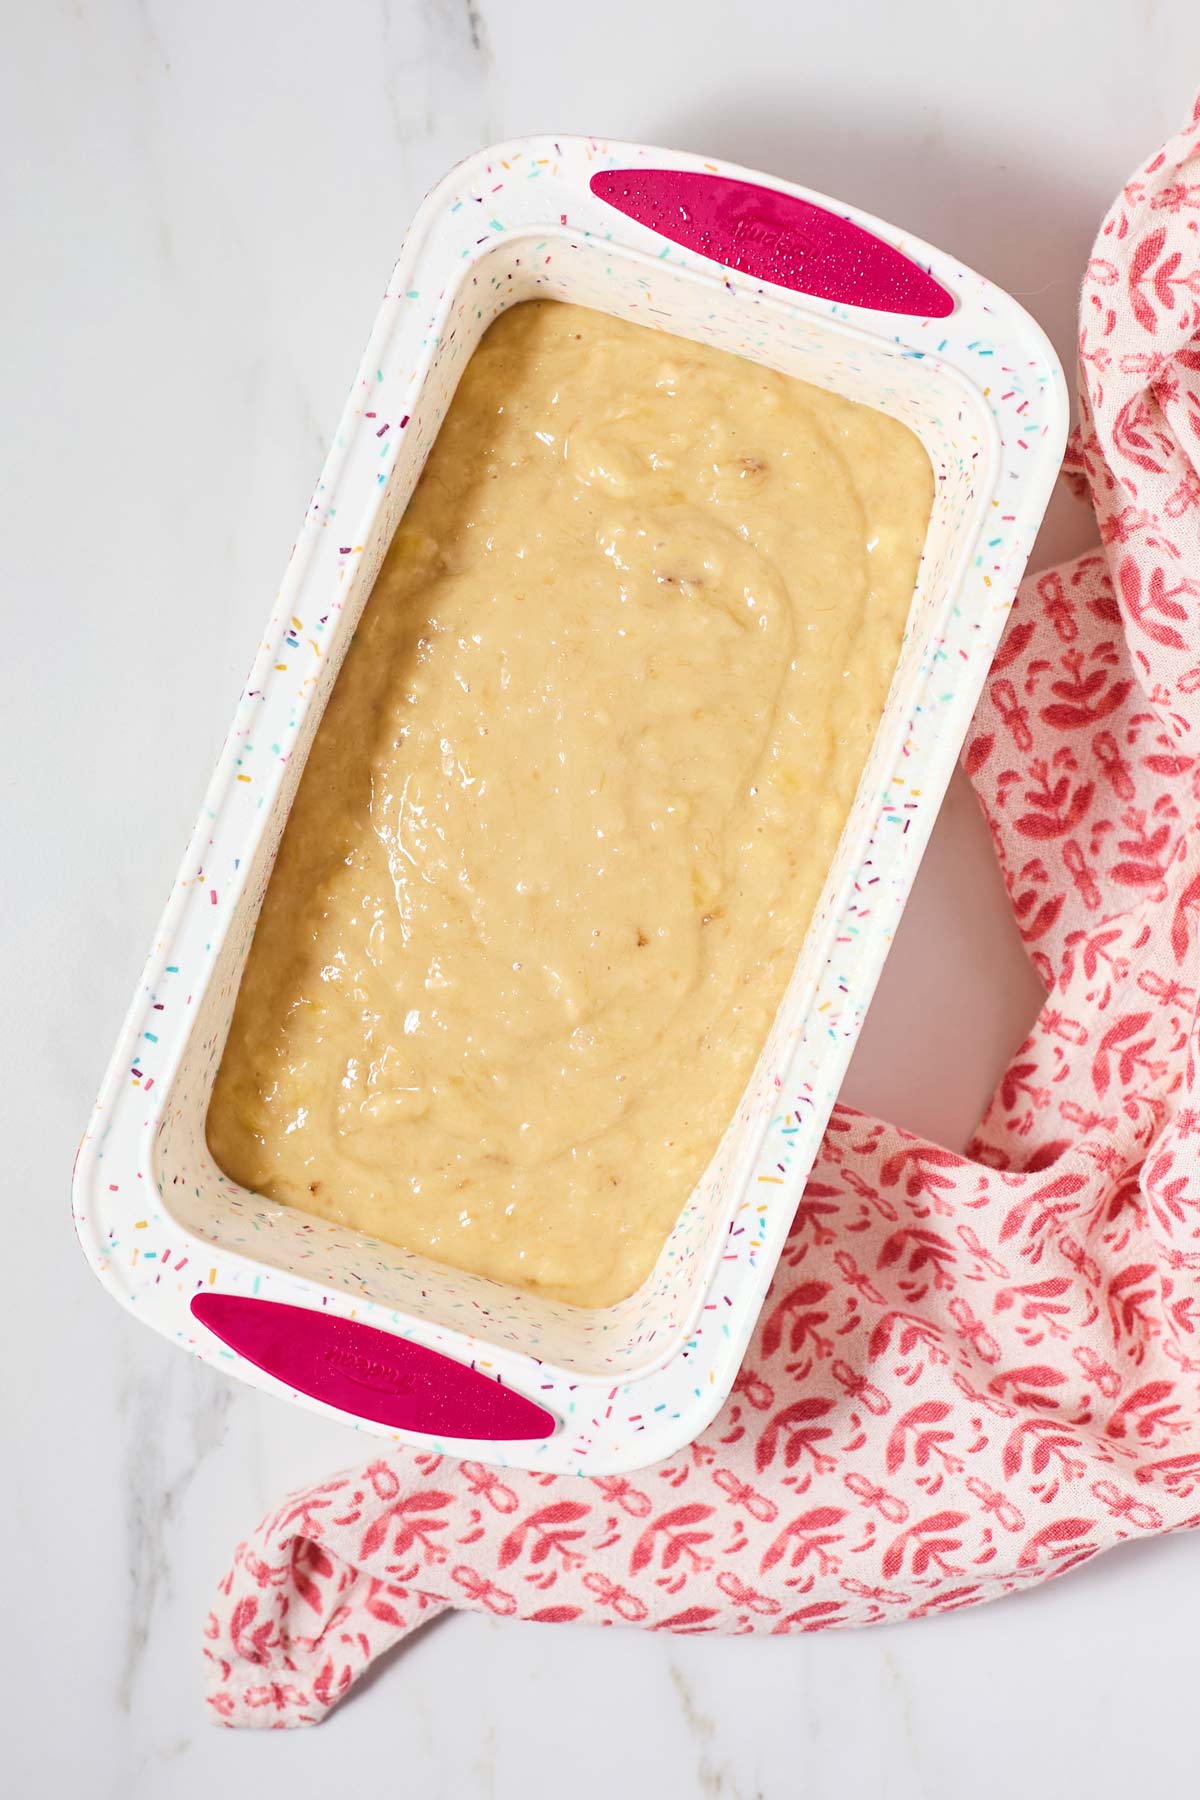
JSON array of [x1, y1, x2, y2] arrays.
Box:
[[206, 95, 1200, 1727]]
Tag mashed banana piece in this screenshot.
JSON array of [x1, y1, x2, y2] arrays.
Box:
[[207, 300, 932, 1306]]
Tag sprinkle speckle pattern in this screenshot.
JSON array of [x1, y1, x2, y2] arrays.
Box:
[[71, 137, 1065, 1476]]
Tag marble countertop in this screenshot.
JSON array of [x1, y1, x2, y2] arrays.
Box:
[[5, 2, 1198, 1792]]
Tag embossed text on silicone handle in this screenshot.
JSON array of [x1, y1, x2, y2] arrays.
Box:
[[590, 168, 954, 318], [191, 1292, 557, 1440]]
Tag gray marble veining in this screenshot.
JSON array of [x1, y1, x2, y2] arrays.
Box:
[[116, 1352, 235, 1712], [6, 2, 1200, 1794]]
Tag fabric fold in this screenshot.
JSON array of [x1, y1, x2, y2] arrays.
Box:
[[205, 93, 1200, 1728]]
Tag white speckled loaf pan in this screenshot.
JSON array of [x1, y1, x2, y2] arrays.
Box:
[[72, 137, 1067, 1474]]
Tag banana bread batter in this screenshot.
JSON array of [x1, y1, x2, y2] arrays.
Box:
[[207, 300, 932, 1306]]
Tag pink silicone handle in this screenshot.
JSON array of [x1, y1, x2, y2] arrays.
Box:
[[191, 1292, 557, 1440], [590, 168, 954, 318]]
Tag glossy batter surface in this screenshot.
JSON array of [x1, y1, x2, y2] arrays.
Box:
[[207, 301, 932, 1306]]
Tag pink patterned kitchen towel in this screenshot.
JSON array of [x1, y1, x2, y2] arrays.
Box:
[[205, 97, 1200, 1726]]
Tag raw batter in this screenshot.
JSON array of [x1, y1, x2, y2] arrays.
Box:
[[207, 300, 932, 1306]]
